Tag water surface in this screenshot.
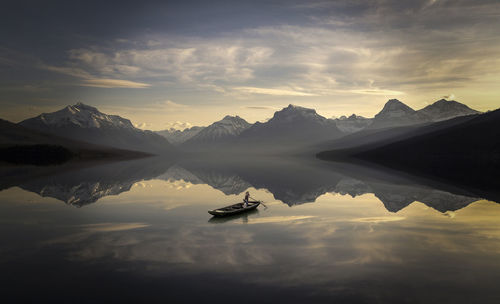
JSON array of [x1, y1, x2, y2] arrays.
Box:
[[1, 157, 499, 303]]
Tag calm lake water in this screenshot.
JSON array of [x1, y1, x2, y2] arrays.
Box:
[[1, 156, 499, 303]]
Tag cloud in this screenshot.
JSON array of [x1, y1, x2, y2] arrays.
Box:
[[134, 122, 152, 129], [41, 63, 151, 88], [245, 106, 277, 110], [18, 0, 500, 118], [163, 121, 193, 130], [39, 2, 500, 99], [348, 89, 405, 96], [82, 78, 150, 88], [155, 100, 188, 109], [234, 86, 319, 96], [441, 93, 455, 100], [67, 44, 274, 85]]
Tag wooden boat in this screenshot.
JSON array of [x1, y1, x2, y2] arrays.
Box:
[[208, 201, 260, 217]]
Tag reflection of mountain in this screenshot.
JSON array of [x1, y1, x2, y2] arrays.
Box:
[[158, 164, 252, 195], [4, 157, 173, 207], [1, 156, 494, 212], [168, 157, 490, 213], [370, 184, 479, 213], [32, 180, 136, 207]]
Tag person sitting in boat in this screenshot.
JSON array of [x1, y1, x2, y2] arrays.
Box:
[[243, 191, 250, 207]]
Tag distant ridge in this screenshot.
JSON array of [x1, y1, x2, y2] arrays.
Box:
[[318, 108, 500, 194], [367, 99, 420, 129], [239, 104, 344, 148], [418, 99, 480, 121], [367, 98, 480, 130], [182, 115, 251, 149], [334, 114, 373, 134], [0, 118, 149, 165], [156, 126, 204, 146]]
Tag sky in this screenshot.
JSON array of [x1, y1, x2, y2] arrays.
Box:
[[1, 0, 500, 130]]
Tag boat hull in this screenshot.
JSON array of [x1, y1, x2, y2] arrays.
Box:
[[208, 201, 260, 217]]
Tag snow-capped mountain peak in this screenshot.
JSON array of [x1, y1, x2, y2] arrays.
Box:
[[182, 115, 252, 146], [334, 114, 373, 133], [417, 99, 480, 122], [156, 126, 204, 146], [19, 103, 176, 154], [213, 115, 251, 131], [34, 102, 134, 130], [367, 99, 419, 129], [376, 99, 416, 118], [272, 104, 326, 123]]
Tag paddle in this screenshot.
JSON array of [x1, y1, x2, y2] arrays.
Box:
[[250, 196, 267, 208]]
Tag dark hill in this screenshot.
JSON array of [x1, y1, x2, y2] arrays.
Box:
[[351, 109, 500, 190], [0, 118, 149, 165]]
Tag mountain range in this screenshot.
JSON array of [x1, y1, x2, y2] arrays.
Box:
[[19, 103, 176, 155], [0, 118, 149, 165], [237, 104, 344, 149], [367, 98, 479, 129], [156, 126, 203, 146], [156, 99, 480, 152], [354, 108, 500, 188], [182, 115, 252, 149], [317, 107, 499, 193], [0, 98, 488, 164], [3, 155, 493, 213], [333, 114, 373, 133]]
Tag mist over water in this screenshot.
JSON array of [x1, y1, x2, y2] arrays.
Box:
[[1, 156, 500, 303]]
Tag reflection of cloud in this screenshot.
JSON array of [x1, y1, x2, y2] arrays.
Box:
[[62, 227, 274, 267], [443, 211, 456, 218], [80, 223, 150, 232], [33, 198, 500, 297], [163, 180, 194, 190], [247, 215, 315, 224], [351, 216, 406, 223], [133, 182, 152, 188]]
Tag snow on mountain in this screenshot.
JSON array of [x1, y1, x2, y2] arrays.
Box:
[[182, 115, 251, 147], [271, 104, 328, 123], [367, 99, 423, 129], [156, 164, 205, 184], [334, 114, 373, 134], [156, 126, 204, 146], [19, 103, 176, 154], [33, 181, 136, 207], [32, 102, 135, 129], [417, 99, 480, 122], [367, 99, 482, 130]]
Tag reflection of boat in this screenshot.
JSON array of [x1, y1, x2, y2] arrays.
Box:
[[208, 208, 259, 223], [208, 201, 260, 216]]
